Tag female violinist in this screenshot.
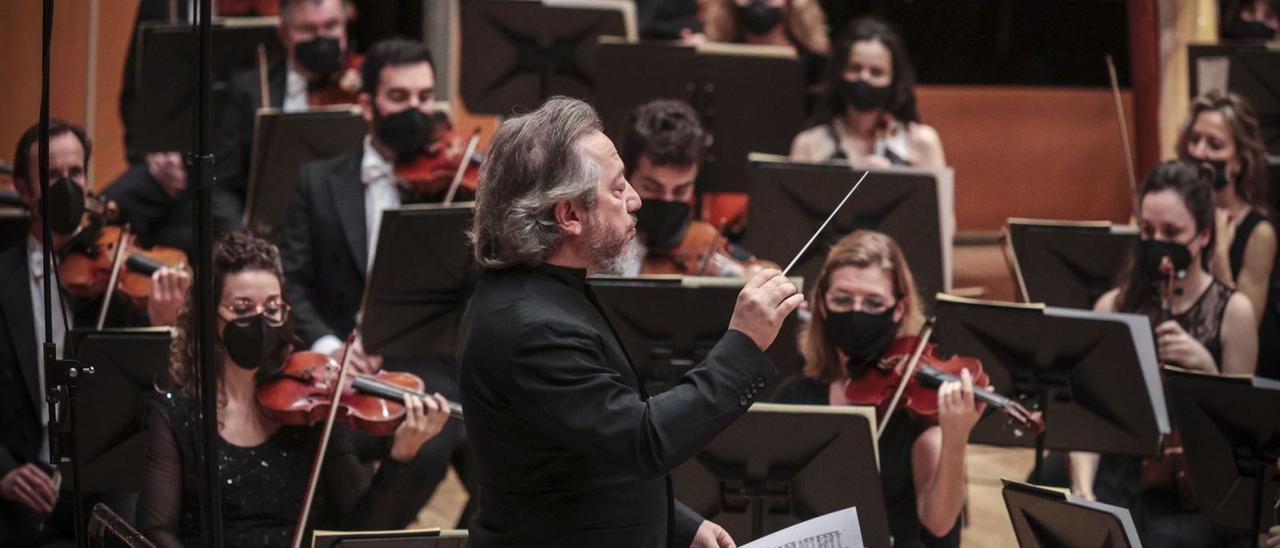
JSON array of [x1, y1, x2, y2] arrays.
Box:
[[138, 232, 450, 548], [1175, 91, 1279, 380], [703, 0, 830, 89], [771, 230, 978, 547], [1070, 160, 1257, 548]]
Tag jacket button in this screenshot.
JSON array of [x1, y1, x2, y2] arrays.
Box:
[[739, 395, 749, 406]]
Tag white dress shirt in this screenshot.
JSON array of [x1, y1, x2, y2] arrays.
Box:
[[284, 62, 309, 113], [27, 235, 69, 464]]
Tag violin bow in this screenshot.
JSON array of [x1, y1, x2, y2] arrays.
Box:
[[443, 128, 482, 206], [877, 317, 936, 439], [781, 170, 869, 277], [1106, 54, 1140, 222], [289, 332, 360, 548], [257, 44, 270, 111], [95, 224, 133, 329]]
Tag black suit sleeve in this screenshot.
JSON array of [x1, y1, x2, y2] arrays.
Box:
[[277, 168, 334, 348], [674, 499, 704, 547], [503, 322, 776, 478], [211, 72, 256, 232]]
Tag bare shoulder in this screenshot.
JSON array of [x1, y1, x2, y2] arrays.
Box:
[[907, 122, 945, 168], [790, 124, 833, 161], [1094, 288, 1121, 313], [1224, 290, 1256, 325]]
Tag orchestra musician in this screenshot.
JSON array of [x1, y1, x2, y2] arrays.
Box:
[[1175, 91, 1279, 380], [1070, 160, 1257, 548], [459, 96, 803, 547], [771, 230, 976, 547], [790, 17, 945, 169], [0, 120, 187, 546], [137, 231, 449, 548], [703, 0, 830, 89], [619, 99, 773, 277]]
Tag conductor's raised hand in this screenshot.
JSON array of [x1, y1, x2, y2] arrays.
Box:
[[728, 268, 803, 351]]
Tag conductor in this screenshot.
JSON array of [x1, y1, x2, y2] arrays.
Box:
[[459, 97, 804, 547]]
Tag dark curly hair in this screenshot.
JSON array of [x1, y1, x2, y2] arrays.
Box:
[[620, 99, 707, 177], [818, 17, 920, 124]]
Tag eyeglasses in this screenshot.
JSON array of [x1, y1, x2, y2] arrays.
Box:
[[825, 294, 896, 315], [219, 300, 291, 326]]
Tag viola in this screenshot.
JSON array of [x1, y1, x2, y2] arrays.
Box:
[[58, 224, 187, 312], [256, 351, 463, 437], [642, 220, 775, 277], [844, 321, 1045, 435], [1140, 255, 1196, 504], [394, 119, 482, 204], [306, 54, 365, 108]]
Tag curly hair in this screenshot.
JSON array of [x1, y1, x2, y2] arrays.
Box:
[[620, 99, 707, 177], [1175, 90, 1271, 209]]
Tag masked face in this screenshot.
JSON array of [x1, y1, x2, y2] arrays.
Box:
[[738, 0, 783, 35], [220, 314, 285, 371], [1204, 159, 1231, 190], [840, 80, 892, 113], [1138, 189, 1207, 278], [826, 308, 897, 375], [1138, 239, 1193, 281], [374, 106, 435, 162], [635, 199, 691, 249], [45, 176, 86, 235], [294, 36, 344, 81]]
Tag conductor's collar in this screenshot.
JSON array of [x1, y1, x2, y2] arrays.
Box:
[[536, 262, 588, 290]]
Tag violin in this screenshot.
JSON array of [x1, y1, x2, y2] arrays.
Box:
[[642, 220, 775, 277], [844, 319, 1045, 436], [394, 117, 482, 204], [1140, 255, 1197, 505], [256, 351, 463, 437], [306, 54, 365, 108]]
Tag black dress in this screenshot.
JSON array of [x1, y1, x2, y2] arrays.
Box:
[[771, 375, 961, 548], [1227, 210, 1280, 380], [137, 391, 415, 548]]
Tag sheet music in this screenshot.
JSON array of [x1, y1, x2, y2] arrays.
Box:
[[740, 507, 864, 548]]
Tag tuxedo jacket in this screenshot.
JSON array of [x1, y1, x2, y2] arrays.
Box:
[[212, 56, 287, 231], [458, 264, 777, 547], [0, 245, 44, 541]]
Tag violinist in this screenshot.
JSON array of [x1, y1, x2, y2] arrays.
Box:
[[703, 0, 830, 89], [1070, 160, 1256, 548], [137, 231, 448, 548], [0, 120, 186, 546], [213, 0, 357, 229], [1176, 91, 1279, 380], [790, 17, 945, 169], [771, 230, 976, 547], [620, 99, 773, 277]]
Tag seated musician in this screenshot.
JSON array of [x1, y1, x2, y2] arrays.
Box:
[[1175, 90, 1279, 380], [213, 0, 359, 229], [1070, 160, 1257, 547], [772, 230, 977, 547], [0, 120, 186, 546], [619, 99, 772, 277], [703, 0, 830, 86], [137, 231, 449, 548], [790, 17, 945, 169]]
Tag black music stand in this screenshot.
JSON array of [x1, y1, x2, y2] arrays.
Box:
[[1004, 218, 1137, 309], [312, 528, 467, 548], [1164, 369, 1280, 537], [672, 403, 890, 547], [458, 0, 635, 115], [931, 295, 1169, 482], [131, 20, 284, 154], [1001, 480, 1142, 548], [243, 107, 366, 236], [743, 154, 953, 311], [64, 328, 172, 493], [587, 276, 803, 396], [595, 42, 806, 193], [358, 204, 476, 359]]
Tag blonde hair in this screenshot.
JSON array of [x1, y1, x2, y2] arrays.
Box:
[[1175, 90, 1270, 208], [800, 230, 924, 383], [704, 0, 831, 56]]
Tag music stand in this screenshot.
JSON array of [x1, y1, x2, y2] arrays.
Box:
[[359, 204, 477, 359], [131, 19, 284, 154], [587, 276, 804, 396], [1001, 480, 1142, 548], [672, 403, 890, 547], [742, 154, 954, 311], [931, 295, 1170, 482], [1163, 369, 1280, 537], [88, 503, 157, 548], [63, 328, 173, 493], [458, 0, 635, 115], [595, 41, 806, 193], [312, 528, 467, 548], [243, 107, 366, 236], [1004, 218, 1137, 309]]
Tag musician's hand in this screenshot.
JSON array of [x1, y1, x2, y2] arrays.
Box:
[[328, 338, 383, 375], [389, 393, 450, 462], [1265, 524, 1280, 547], [1154, 320, 1216, 373], [678, 28, 707, 46], [689, 519, 735, 548], [146, 152, 187, 198], [729, 268, 803, 351], [937, 368, 981, 444], [0, 464, 58, 514], [147, 265, 191, 327]]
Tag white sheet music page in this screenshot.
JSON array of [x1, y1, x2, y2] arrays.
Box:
[[740, 507, 864, 548]]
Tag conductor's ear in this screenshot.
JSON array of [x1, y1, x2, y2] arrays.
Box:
[[555, 199, 584, 237]]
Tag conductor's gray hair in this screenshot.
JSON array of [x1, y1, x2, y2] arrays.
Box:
[[470, 96, 603, 269]]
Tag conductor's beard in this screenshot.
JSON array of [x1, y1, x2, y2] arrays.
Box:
[[584, 213, 639, 275]]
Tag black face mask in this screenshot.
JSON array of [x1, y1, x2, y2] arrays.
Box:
[[826, 308, 897, 375], [374, 107, 435, 162], [1205, 159, 1230, 190], [1139, 239, 1193, 281], [636, 199, 691, 249], [738, 0, 782, 35], [840, 80, 892, 112], [45, 176, 85, 235], [294, 36, 343, 81], [222, 314, 284, 371]]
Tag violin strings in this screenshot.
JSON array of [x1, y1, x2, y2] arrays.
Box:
[[781, 170, 869, 277]]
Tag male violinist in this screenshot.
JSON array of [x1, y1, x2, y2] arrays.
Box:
[[276, 37, 472, 528], [459, 96, 803, 547], [620, 99, 771, 277], [0, 120, 187, 546]]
